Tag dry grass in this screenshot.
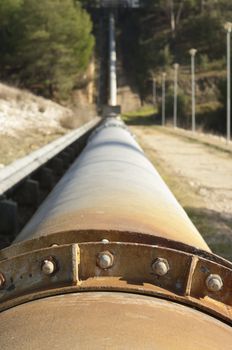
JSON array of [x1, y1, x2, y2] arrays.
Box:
[[134, 126, 232, 261], [0, 82, 97, 165], [60, 104, 96, 129]]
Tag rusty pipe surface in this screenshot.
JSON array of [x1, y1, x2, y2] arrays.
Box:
[[1, 292, 232, 350], [15, 117, 209, 252], [1, 117, 232, 346]]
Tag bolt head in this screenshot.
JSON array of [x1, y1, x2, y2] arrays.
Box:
[[97, 251, 114, 269], [101, 239, 109, 244], [51, 243, 59, 247], [206, 274, 223, 292], [41, 259, 56, 275], [152, 258, 169, 276], [0, 273, 5, 289]]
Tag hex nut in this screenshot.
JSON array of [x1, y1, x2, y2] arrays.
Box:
[[41, 258, 56, 276], [97, 251, 114, 269], [0, 273, 5, 289], [206, 274, 223, 292], [152, 258, 170, 276]]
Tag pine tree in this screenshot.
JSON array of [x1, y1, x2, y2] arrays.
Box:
[[0, 0, 94, 98]]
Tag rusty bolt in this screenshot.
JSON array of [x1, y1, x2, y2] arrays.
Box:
[[0, 273, 5, 289], [206, 274, 223, 292], [41, 258, 56, 276], [152, 258, 169, 276], [97, 251, 114, 269]]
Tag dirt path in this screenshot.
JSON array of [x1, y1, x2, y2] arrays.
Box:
[[132, 125, 232, 261]]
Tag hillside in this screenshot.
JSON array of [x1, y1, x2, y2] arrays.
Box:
[[117, 1, 231, 135], [0, 83, 94, 166]]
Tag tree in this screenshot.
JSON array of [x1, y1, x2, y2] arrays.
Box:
[[0, 0, 22, 25], [0, 0, 94, 98]]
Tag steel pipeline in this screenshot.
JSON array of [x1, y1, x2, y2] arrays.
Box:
[[15, 117, 209, 252]]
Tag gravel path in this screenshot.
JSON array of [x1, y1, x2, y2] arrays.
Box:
[[132, 125, 232, 259]]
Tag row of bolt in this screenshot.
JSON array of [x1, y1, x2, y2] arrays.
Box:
[[0, 251, 223, 293], [97, 251, 223, 293]]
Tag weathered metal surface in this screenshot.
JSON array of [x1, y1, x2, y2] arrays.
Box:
[[1, 230, 230, 267], [14, 118, 210, 252], [0, 240, 231, 323], [0, 118, 100, 196], [1, 116, 231, 345], [1, 292, 232, 350], [0, 244, 79, 305]]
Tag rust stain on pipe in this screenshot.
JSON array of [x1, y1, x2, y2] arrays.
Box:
[[0, 292, 231, 350], [1, 118, 230, 347]]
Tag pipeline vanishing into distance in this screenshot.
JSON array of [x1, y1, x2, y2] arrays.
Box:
[[0, 9, 232, 349]]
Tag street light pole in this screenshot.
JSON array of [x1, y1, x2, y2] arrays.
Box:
[[225, 22, 232, 143], [162, 72, 166, 126], [189, 48, 197, 132], [153, 78, 156, 106], [173, 63, 179, 128]]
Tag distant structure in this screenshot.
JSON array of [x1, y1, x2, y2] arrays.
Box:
[[100, 0, 140, 7]]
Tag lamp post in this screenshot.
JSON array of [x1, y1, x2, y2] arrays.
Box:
[[189, 48, 197, 132], [162, 72, 166, 126], [153, 78, 157, 106], [224, 22, 232, 143], [173, 63, 179, 128]]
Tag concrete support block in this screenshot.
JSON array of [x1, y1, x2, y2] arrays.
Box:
[[73, 142, 81, 156], [0, 236, 10, 249], [39, 167, 54, 190], [0, 199, 18, 237], [15, 179, 40, 207], [66, 147, 75, 161], [61, 152, 72, 169], [50, 158, 64, 176]]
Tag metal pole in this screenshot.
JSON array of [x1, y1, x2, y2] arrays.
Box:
[[109, 12, 117, 106], [227, 28, 231, 143], [153, 78, 156, 106], [192, 55, 195, 132], [189, 49, 197, 132], [162, 73, 166, 126], [173, 63, 179, 128]]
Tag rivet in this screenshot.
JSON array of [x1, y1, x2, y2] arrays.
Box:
[[101, 239, 109, 244], [152, 258, 169, 276], [206, 274, 223, 292], [41, 258, 56, 275], [97, 251, 114, 269], [0, 273, 5, 289]]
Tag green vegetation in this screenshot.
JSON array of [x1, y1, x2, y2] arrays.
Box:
[[122, 105, 156, 124], [0, 0, 94, 99], [119, 1, 232, 135]]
